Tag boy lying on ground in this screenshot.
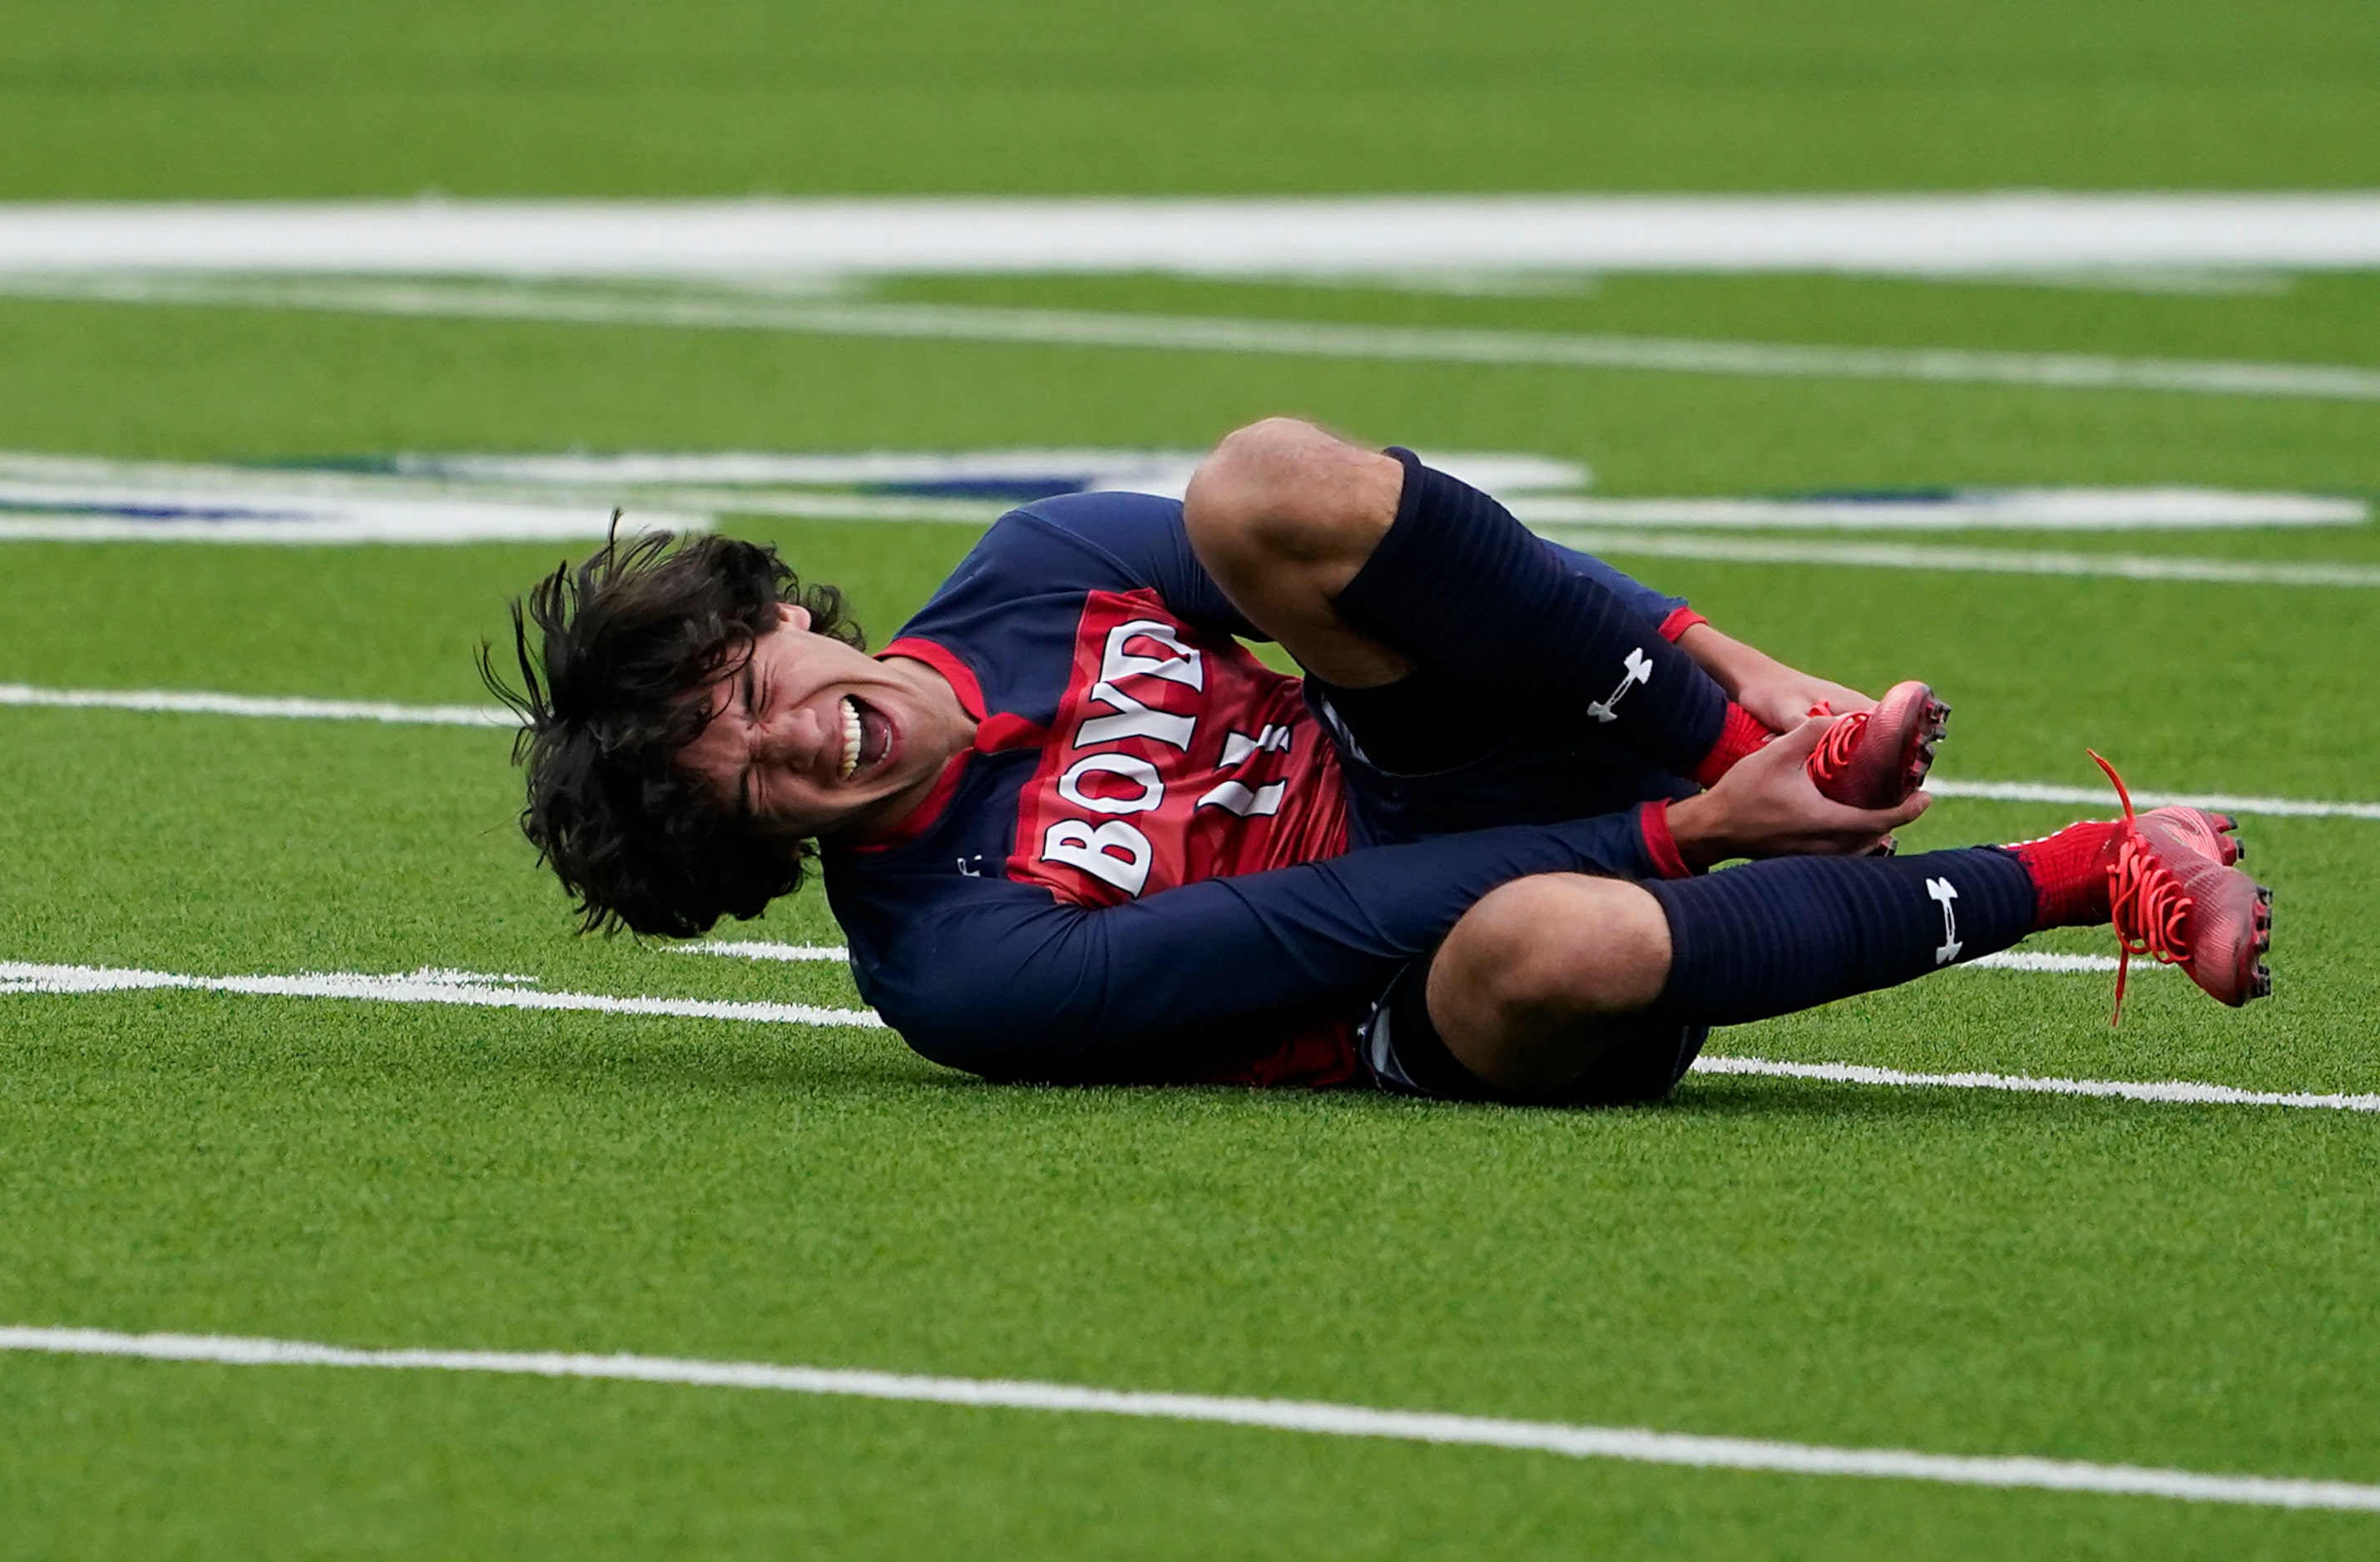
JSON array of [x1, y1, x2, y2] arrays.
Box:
[[486, 418, 2272, 1105]]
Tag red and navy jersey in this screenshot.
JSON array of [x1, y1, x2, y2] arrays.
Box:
[[821, 492, 1683, 1088]]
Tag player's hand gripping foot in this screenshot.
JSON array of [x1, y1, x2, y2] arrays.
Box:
[[1666, 714, 1932, 868], [2092, 751, 2273, 1018], [1804, 680, 1950, 809]]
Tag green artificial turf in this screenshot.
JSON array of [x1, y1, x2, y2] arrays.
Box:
[[3, 503, 2377, 1558], [4, 0, 2379, 195], [5, 2, 2380, 1554]]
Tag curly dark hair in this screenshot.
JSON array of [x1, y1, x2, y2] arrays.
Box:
[[480, 522, 865, 938]]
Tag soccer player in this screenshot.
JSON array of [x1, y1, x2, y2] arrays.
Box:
[[487, 418, 2273, 1104]]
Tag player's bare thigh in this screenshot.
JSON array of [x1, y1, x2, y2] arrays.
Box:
[[1180, 418, 1411, 688], [1427, 873, 1676, 1098]]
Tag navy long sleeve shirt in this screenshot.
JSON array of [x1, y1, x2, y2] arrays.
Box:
[[821, 492, 1687, 1085]]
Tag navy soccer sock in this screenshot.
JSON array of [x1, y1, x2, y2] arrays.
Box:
[[1331, 449, 1735, 779], [1641, 847, 2037, 1026]]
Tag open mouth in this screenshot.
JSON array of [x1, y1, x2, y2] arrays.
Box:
[[838, 695, 893, 779]]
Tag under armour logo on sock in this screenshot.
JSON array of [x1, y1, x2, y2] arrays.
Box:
[[1587, 646, 1654, 724], [1926, 877, 1962, 965]]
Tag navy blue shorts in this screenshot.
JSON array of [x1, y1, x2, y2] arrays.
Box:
[[1306, 670, 1709, 1105]]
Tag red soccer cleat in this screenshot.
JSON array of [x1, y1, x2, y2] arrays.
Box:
[[1804, 680, 1950, 809], [2092, 751, 2273, 1020]]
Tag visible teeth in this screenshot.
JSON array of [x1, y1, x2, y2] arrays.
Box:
[[839, 697, 860, 779]]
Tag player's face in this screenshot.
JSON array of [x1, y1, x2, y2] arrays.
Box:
[[676, 604, 964, 842]]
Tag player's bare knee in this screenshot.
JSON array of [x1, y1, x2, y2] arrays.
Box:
[[1447, 875, 1672, 1025], [1185, 418, 1328, 561], [1184, 418, 1398, 581]]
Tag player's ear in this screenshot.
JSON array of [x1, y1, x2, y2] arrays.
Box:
[[775, 602, 814, 634]]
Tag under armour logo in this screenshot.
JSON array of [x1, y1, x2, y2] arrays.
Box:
[[1926, 877, 1962, 965], [1587, 647, 1654, 724]]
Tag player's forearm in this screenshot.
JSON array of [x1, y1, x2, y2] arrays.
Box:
[[1675, 623, 1779, 700], [1675, 623, 1875, 734]]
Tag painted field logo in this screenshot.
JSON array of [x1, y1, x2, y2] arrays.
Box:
[[0, 448, 2359, 544]]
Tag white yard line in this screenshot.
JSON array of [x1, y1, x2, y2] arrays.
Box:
[[2, 1323, 2375, 1513], [1925, 777, 2380, 821], [7, 195, 2380, 279], [678, 941, 854, 962], [11, 274, 2380, 404], [8, 683, 2380, 821], [1965, 951, 2147, 973], [0, 682, 516, 726], [1543, 530, 2380, 589], [1689, 1056, 2380, 1114], [1512, 491, 2368, 531], [0, 515, 651, 545], [0, 961, 883, 1031], [3, 958, 2371, 1114]]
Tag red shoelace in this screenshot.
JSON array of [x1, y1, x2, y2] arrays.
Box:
[[1806, 706, 1869, 782], [2091, 749, 2194, 1025]]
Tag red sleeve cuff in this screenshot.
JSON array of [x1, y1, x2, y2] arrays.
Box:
[[1638, 799, 1694, 880], [1658, 606, 1708, 643]]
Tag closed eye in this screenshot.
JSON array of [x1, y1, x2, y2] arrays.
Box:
[[736, 661, 758, 823]]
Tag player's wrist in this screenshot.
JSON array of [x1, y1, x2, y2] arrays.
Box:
[[1661, 792, 1732, 872], [1639, 799, 1696, 878]]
